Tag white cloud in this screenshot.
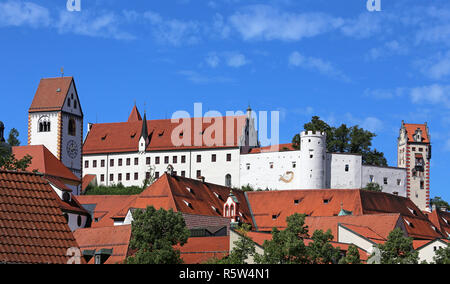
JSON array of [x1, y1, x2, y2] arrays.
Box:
[[225, 52, 249, 67], [178, 70, 233, 84], [229, 5, 344, 41], [204, 51, 249, 68], [366, 40, 409, 61], [205, 53, 220, 68], [0, 0, 50, 28], [416, 51, 450, 80], [289, 51, 349, 82]]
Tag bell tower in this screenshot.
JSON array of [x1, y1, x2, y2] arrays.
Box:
[[398, 121, 431, 211], [28, 77, 83, 179]]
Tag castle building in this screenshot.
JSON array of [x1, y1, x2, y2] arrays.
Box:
[[240, 131, 407, 197], [28, 77, 83, 180], [397, 121, 432, 211]]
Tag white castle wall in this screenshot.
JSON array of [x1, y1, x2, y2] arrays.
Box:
[[326, 153, 362, 189], [362, 165, 407, 197], [298, 131, 327, 189], [29, 111, 59, 157], [239, 150, 301, 190]]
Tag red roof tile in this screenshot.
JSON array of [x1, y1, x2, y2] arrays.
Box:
[[176, 236, 229, 264], [248, 143, 296, 154], [83, 115, 247, 155], [128, 105, 142, 122], [426, 210, 450, 238], [29, 77, 74, 113], [0, 171, 82, 264], [12, 145, 80, 182], [403, 123, 430, 143], [111, 173, 253, 227], [73, 225, 132, 264]]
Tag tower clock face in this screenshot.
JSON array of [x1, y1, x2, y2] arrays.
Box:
[[67, 140, 78, 159]]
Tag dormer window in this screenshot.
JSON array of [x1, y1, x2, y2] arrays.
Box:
[[323, 199, 331, 204], [183, 200, 192, 208]]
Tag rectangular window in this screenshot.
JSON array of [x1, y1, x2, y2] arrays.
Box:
[[155, 157, 160, 164], [173, 156, 177, 164], [134, 158, 139, 166], [419, 148, 423, 152], [134, 173, 139, 180], [292, 162, 296, 168], [181, 155, 186, 163], [397, 179, 401, 186], [110, 159, 114, 167], [227, 153, 232, 162], [197, 170, 201, 178], [110, 174, 114, 182], [146, 172, 150, 180], [93, 160, 97, 168], [100, 174, 105, 182], [126, 173, 130, 181], [212, 154, 216, 162], [118, 173, 122, 182], [197, 155, 201, 163], [370, 175, 374, 183], [126, 158, 131, 166], [420, 180, 424, 189], [85, 160, 89, 168], [384, 177, 388, 185], [246, 163, 250, 170], [164, 156, 169, 164], [101, 160, 105, 168], [118, 159, 123, 166], [345, 165, 349, 172], [155, 172, 160, 179], [269, 162, 274, 169], [146, 157, 151, 165], [181, 171, 186, 177]]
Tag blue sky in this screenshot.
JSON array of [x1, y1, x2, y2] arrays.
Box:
[[0, 0, 449, 202]]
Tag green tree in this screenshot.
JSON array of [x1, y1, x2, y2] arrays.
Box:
[[0, 153, 32, 171], [338, 245, 361, 264], [430, 197, 450, 211], [215, 224, 256, 264], [254, 213, 309, 264], [7, 128, 20, 147], [125, 206, 190, 264], [306, 229, 341, 264], [433, 245, 450, 264], [294, 116, 387, 166], [375, 228, 419, 264], [362, 182, 383, 192]]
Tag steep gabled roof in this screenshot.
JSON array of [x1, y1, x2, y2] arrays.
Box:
[[12, 145, 80, 182], [0, 171, 82, 264], [128, 105, 142, 122], [111, 173, 254, 227], [73, 225, 132, 264], [402, 122, 430, 143], [426, 210, 450, 238], [29, 77, 74, 113], [83, 115, 247, 155]]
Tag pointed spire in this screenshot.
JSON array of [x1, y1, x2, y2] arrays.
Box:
[[140, 111, 148, 141], [128, 104, 142, 122]]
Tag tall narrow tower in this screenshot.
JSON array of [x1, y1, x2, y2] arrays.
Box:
[[398, 121, 431, 211], [28, 77, 83, 179], [298, 131, 327, 189]]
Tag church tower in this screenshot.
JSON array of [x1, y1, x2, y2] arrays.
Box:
[[28, 77, 83, 179], [398, 121, 431, 211]]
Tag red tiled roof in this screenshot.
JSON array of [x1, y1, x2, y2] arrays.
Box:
[[81, 174, 96, 193], [111, 173, 254, 227], [73, 225, 132, 264], [248, 143, 296, 154], [29, 77, 74, 113], [426, 210, 450, 238], [83, 115, 247, 155], [12, 145, 80, 182], [403, 123, 430, 143], [128, 105, 142, 122], [176, 236, 230, 264], [76, 195, 134, 228], [0, 171, 82, 264]]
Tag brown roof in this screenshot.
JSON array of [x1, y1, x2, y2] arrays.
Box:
[[73, 225, 132, 264], [248, 143, 296, 154], [112, 173, 254, 227], [83, 112, 247, 155], [12, 145, 80, 182], [425, 210, 450, 238], [29, 77, 74, 113], [403, 122, 430, 143], [0, 171, 82, 264], [176, 236, 230, 264]]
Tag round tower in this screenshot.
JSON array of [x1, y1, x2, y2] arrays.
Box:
[[298, 130, 327, 189]]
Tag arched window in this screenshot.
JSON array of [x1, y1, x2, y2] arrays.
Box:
[[225, 174, 232, 187], [38, 116, 51, 132], [68, 118, 76, 136], [225, 205, 229, 217], [230, 204, 235, 216]]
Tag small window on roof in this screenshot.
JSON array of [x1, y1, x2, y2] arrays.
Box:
[[186, 187, 194, 194], [101, 134, 107, 140], [159, 130, 165, 137], [272, 214, 278, 220], [408, 207, 418, 216], [183, 200, 192, 208], [404, 219, 414, 228], [323, 199, 331, 204], [294, 199, 301, 205]]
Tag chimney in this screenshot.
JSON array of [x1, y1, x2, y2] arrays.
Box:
[[198, 176, 205, 183]]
